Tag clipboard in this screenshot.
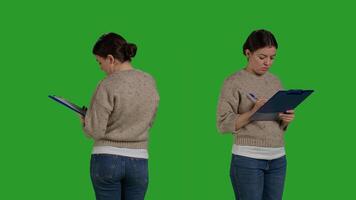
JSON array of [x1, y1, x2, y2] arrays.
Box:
[[48, 95, 87, 116], [250, 90, 314, 121]]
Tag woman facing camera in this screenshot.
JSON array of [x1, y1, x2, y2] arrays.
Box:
[[217, 29, 295, 200], [81, 32, 159, 200]]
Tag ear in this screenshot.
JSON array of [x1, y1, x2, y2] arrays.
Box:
[[245, 49, 251, 57], [107, 54, 115, 64]]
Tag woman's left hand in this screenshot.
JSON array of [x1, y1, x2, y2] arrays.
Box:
[[79, 106, 87, 127], [79, 114, 85, 126], [279, 110, 295, 124]]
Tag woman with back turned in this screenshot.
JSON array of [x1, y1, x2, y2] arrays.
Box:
[[80, 32, 159, 200], [217, 29, 295, 200]]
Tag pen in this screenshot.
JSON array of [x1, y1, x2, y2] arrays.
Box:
[[247, 93, 258, 103]]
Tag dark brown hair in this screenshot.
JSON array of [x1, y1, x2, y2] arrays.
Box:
[[92, 32, 137, 62], [243, 29, 278, 55]]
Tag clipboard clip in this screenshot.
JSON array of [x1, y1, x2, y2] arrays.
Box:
[[286, 90, 304, 95]]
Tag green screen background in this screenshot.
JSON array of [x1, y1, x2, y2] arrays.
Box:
[[1, 0, 355, 199]]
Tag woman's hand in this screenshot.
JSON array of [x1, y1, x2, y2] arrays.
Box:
[[79, 114, 85, 127], [279, 110, 295, 124], [251, 97, 268, 113], [235, 97, 268, 130], [79, 106, 87, 127]]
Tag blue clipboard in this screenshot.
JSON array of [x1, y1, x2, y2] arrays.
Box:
[[48, 95, 87, 116], [250, 90, 314, 121]]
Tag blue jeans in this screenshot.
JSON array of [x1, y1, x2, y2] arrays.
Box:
[[90, 154, 148, 200], [230, 154, 287, 200]]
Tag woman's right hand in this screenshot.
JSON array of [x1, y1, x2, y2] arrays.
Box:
[[235, 97, 268, 131], [251, 97, 268, 113]]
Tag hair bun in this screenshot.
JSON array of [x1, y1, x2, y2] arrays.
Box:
[[125, 43, 137, 58]]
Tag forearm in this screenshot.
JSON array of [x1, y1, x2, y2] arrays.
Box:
[[83, 82, 114, 139], [235, 110, 254, 130]]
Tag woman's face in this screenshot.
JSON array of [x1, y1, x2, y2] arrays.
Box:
[[95, 55, 114, 74], [245, 46, 276, 75]]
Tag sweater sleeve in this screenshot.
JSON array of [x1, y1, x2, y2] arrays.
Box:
[[83, 81, 114, 140], [149, 80, 160, 129], [149, 95, 159, 128], [216, 79, 241, 134]]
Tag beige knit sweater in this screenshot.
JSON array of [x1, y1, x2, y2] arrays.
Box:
[[217, 69, 286, 147], [83, 69, 159, 149]]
